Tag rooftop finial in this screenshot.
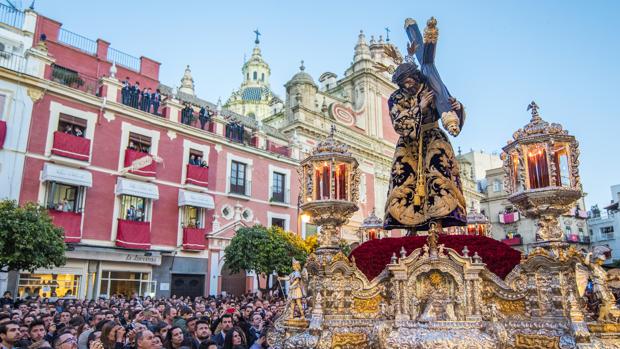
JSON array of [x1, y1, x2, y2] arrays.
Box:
[[254, 29, 261, 44], [300, 60, 305, 71], [385, 27, 390, 42], [527, 101, 540, 121]]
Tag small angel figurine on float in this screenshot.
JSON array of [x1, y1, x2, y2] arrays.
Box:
[[279, 258, 307, 321]]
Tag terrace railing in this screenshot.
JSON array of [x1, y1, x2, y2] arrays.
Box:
[[0, 3, 24, 28], [58, 28, 97, 55], [107, 47, 140, 71], [0, 51, 26, 73]]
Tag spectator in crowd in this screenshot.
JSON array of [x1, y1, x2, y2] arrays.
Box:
[[210, 314, 232, 348], [151, 90, 161, 116], [162, 326, 185, 349], [27, 320, 51, 349], [0, 292, 14, 308], [1, 321, 20, 349], [52, 332, 77, 349], [221, 327, 247, 349], [181, 105, 194, 126]]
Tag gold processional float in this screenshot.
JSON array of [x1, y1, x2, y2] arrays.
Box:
[[266, 17, 620, 349]]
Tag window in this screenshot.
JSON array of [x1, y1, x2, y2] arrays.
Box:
[[18, 273, 81, 298], [253, 71, 257, 80], [601, 226, 614, 240], [261, 73, 265, 81], [57, 114, 87, 137], [0, 94, 6, 118], [493, 179, 502, 193], [271, 218, 286, 229], [246, 72, 249, 80], [119, 195, 149, 222], [183, 206, 205, 228], [128, 132, 151, 153], [99, 271, 154, 298], [46, 182, 83, 213], [189, 149, 206, 167], [271, 172, 286, 203], [230, 161, 247, 195]]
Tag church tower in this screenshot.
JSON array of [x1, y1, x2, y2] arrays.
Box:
[[178, 65, 195, 96], [225, 31, 281, 121]]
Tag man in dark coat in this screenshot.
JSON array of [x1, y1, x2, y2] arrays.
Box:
[[151, 89, 161, 115], [141, 88, 151, 112], [121, 78, 130, 105]]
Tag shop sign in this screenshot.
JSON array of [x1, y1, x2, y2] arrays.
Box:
[[124, 254, 161, 264]]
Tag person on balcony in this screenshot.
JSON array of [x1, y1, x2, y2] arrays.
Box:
[[63, 125, 73, 134], [198, 107, 212, 130], [141, 88, 151, 112], [126, 205, 136, 221], [128, 141, 137, 151], [189, 154, 198, 166], [121, 78, 130, 105], [73, 126, 83, 137], [131, 82, 141, 109], [152, 89, 161, 116]]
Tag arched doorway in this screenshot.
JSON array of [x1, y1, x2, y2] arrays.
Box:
[[220, 263, 246, 296]]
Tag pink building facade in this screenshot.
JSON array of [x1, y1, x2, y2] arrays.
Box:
[[6, 13, 301, 298]]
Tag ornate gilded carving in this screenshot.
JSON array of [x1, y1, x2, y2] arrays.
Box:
[[331, 332, 367, 349], [513, 334, 559, 349], [27, 87, 44, 103], [352, 294, 382, 316]]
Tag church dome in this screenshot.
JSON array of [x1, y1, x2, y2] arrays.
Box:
[[286, 60, 317, 87]]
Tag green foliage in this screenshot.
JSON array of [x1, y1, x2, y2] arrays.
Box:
[[339, 239, 352, 256], [0, 200, 66, 272], [224, 225, 308, 281]]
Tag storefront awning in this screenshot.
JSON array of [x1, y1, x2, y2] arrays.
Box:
[[41, 163, 93, 187], [178, 189, 214, 209], [115, 177, 159, 200]]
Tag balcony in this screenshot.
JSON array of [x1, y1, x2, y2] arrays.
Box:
[[270, 187, 290, 205], [0, 52, 26, 74], [0, 119, 6, 149], [501, 236, 522, 246], [566, 234, 590, 243], [50, 64, 101, 96], [499, 212, 520, 224], [266, 140, 291, 157], [186, 164, 209, 187], [116, 219, 150, 249], [51, 131, 91, 161], [182, 227, 207, 251], [48, 210, 82, 243], [229, 178, 251, 197], [566, 207, 589, 219], [0, 4, 24, 28], [124, 149, 157, 177]]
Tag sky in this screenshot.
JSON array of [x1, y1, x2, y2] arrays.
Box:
[[28, 0, 620, 209]]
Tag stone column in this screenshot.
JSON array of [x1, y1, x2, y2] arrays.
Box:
[[100, 77, 123, 103]]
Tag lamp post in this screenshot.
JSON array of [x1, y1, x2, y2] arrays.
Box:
[[299, 126, 360, 251], [501, 101, 582, 244]]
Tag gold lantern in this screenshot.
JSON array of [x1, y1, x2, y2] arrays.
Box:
[[299, 127, 360, 249], [501, 101, 582, 242]]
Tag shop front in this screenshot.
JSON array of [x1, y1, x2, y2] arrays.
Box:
[[16, 260, 88, 298]]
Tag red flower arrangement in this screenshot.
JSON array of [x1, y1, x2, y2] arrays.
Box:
[[349, 235, 522, 281]]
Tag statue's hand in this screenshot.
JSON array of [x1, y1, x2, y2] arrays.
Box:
[[449, 97, 461, 111], [420, 90, 434, 113]]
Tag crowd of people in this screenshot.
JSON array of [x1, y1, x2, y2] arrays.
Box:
[[188, 155, 207, 168], [121, 79, 162, 116], [181, 105, 214, 131], [0, 291, 286, 349]]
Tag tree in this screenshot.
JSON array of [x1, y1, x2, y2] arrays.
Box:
[[0, 200, 66, 272], [224, 225, 307, 292]]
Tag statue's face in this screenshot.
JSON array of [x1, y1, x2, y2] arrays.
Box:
[[402, 77, 420, 94]]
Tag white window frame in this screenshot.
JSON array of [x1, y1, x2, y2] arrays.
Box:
[[268, 164, 291, 204], [493, 179, 502, 193], [226, 153, 253, 197], [118, 122, 160, 172], [359, 173, 367, 203], [267, 211, 290, 231], [182, 139, 211, 185], [45, 101, 97, 164]]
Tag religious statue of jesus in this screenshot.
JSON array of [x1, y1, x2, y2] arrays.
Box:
[[383, 18, 467, 234]]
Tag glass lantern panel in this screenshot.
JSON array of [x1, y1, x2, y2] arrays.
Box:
[[336, 163, 347, 200], [315, 164, 331, 200], [527, 146, 549, 189], [510, 153, 519, 190], [554, 146, 570, 187]]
